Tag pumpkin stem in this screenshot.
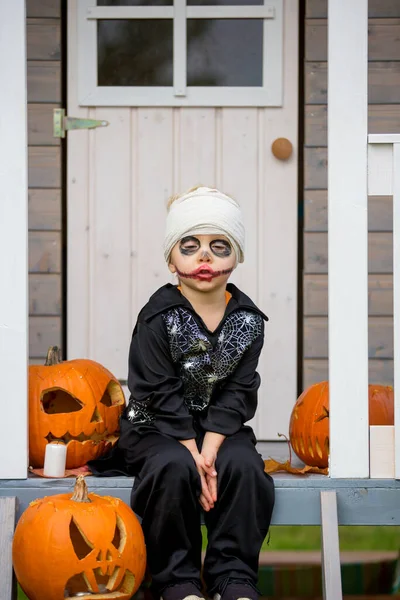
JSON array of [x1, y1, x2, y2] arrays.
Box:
[[71, 475, 91, 503], [278, 432, 292, 464], [45, 346, 62, 366]]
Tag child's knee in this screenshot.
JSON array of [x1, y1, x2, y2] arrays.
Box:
[[217, 444, 264, 479], [157, 445, 198, 485]]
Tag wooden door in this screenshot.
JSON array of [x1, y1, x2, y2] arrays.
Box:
[[67, 0, 298, 439]]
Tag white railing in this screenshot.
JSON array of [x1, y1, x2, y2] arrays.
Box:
[[368, 135, 400, 480], [328, 0, 369, 478], [0, 0, 28, 479], [328, 0, 398, 480]]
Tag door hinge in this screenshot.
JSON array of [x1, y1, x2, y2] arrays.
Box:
[[53, 108, 109, 138]]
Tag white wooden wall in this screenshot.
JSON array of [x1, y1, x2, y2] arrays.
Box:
[[68, 1, 299, 440]]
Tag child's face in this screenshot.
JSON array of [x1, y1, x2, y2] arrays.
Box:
[[168, 234, 236, 291]]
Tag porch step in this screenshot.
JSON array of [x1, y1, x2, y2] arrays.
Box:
[[259, 550, 398, 565]]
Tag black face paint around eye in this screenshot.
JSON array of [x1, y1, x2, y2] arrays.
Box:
[[179, 236, 200, 256], [210, 239, 232, 258]]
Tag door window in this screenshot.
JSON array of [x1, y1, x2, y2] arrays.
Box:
[[78, 0, 283, 106]]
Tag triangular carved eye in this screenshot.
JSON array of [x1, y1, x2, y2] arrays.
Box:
[[100, 381, 125, 407], [42, 389, 83, 414], [100, 389, 112, 407], [70, 517, 93, 559], [111, 515, 127, 552], [90, 407, 103, 423]]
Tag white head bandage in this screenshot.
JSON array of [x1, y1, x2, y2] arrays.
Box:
[[163, 187, 245, 265]]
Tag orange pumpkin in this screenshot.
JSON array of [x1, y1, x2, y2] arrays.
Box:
[[289, 381, 394, 468], [29, 346, 125, 469], [13, 476, 146, 600]]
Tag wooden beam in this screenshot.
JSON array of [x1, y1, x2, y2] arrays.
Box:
[[320, 491, 342, 600], [0, 0, 28, 478], [0, 497, 17, 600], [1, 475, 400, 525], [328, 0, 369, 477]]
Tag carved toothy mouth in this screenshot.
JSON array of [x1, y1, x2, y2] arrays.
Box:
[[64, 568, 135, 598], [45, 431, 119, 445], [66, 516, 136, 598]]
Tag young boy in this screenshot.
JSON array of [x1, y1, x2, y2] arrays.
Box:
[[90, 186, 275, 600]]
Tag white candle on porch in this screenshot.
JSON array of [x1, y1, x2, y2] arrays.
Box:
[[43, 441, 67, 477]]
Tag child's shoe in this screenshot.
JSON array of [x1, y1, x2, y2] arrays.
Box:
[[213, 581, 259, 600], [161, 582, 205, 600]]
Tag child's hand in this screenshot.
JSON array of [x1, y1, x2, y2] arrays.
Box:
[[178, 439, 216, 511], [201, 432, 226, 505], [192, 452, 216, 511], [202, 448, 218, 504]]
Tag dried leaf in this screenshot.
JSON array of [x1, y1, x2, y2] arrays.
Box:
[[264, 458, 328, 476]]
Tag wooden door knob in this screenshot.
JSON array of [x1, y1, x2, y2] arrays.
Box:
[[271, 138, 293, 160]]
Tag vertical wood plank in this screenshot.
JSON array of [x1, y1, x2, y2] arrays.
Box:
[[220, 109, 259, 300], [67, 0, 90, 360], [257, 0, 299, 440], [90, 107, 132, 379], [136, 108, 174, 318], [178, 108, 216, 190], [0, 0, 28, 479], [130, 108, 139, 334], [219, 107, 260, 434], [393, 143, 400, 479], [328, 0, 369, 478]]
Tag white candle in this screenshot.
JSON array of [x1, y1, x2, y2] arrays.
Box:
[[43, 441, 67, 477]]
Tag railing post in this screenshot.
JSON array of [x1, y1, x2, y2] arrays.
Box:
[[367, 134, 400, 479], [393, 144, 400, 479], [0, 0, 29, 478], [328, 0, 369, 477]]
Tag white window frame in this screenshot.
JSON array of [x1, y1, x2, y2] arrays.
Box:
[[77, 0, 283, 106]]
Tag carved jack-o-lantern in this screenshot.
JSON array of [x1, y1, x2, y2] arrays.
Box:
[[13, 476, 147, 600], [289, 381, 394, 468], [29, 347, 125, 469]]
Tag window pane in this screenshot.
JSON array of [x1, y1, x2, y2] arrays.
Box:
[[97, 1, 173, 5], [187, 19, 263, 86], [98, 20, 173, 86], [187, 0, 262, 4]]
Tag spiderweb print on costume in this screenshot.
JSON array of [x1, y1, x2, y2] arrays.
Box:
[[163, 308, 263, 411], [126, 307, 263, 425], [126, 396, 155, 425]]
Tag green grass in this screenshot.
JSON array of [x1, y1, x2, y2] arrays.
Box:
[[264, 525, 400, 551], [201, 525, 400, 552]]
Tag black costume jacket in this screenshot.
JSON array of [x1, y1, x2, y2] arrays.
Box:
[[89, 283, 268, 475], [122, 283, 268, 440]]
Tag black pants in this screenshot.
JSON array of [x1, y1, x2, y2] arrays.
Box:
[[122, 428, 275, 596]]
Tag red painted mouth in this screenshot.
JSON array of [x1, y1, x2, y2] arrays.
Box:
[[176, 266, 233, 281]]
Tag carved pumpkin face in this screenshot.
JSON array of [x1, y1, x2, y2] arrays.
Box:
[[13, 477, 147, 600], [29, 347, 125, 469], [289, 381, 394, 468]]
